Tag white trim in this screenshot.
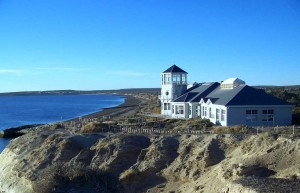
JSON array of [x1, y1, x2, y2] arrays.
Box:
[[207, 99, 212, 105], [199, 98, 205, 104]]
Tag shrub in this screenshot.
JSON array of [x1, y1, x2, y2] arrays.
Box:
[[50, 123, 63, 130], [152, 107, 161, 114], [213, 125, 250, 133], [201, 118, 213, 127], [80, 122, 109, 133], [213, 126, 228, 133]]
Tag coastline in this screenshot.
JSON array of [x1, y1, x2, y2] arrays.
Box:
[[0, 94, 143, 140], [68, 94, 142, 122]]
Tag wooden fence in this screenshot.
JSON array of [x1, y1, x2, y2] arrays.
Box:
[[46, 117, 300, 136]]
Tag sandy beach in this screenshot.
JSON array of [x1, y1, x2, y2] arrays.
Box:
[[68, 94, 142, 123]]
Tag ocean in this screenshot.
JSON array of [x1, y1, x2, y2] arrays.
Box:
[[0, 94, 125, 152]]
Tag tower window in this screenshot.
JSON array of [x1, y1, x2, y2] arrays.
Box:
[[163, 74, 171, 84], [172, 74, 181, 84], [182, 75, 186, 83]]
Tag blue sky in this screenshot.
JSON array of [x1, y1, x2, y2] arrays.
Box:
[[0, 0, 299, 92]]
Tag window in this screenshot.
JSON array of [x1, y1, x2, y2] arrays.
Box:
[[262, 110, 274, 122], [221, 110, 225, 121], [172, 74, 181, 84], [189, 105, 192, 115], [196, 105, 200, 116], [177, 105, 184, 114], [172, 105, 174, 114], [221, 84, 233, 89], [204, 107, 207, 117], [172, 74, 177, 82], [164, 74, 171, 84], [182, 75, 186, 84], [209, 108, 213, 118], [164, 103, 171, 110], [246, 110, 258, 122], [216, 109, 220, 121]]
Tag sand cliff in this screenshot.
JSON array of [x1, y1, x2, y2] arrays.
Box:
[[0, 127, 300, 193]]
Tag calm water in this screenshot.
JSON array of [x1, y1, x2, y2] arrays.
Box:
[[0, 94, 125, 152]]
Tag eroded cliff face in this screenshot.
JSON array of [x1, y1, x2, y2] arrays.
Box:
[[1, 129, 300, 193]]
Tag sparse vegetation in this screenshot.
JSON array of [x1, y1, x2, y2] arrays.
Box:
[[80, 122, 110, 133], [50, 123, 64, 130], [264, 87, 300, 124], [33, 164, 122, 193], [265, 88, 300, 107], [213, 125, 251, 134], [158, 118, 213, 131]]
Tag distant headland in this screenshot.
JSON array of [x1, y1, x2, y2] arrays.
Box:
[[0, 88, 161, 96]]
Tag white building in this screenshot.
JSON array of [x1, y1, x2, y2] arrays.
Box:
[[160, 65, 293, 126], [160, 65, 187, 116]]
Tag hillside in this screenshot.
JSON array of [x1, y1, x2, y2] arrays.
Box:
[[1, 126, 300, 193]]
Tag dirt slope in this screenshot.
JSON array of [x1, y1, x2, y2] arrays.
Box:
[[0, 128, 300, 193]]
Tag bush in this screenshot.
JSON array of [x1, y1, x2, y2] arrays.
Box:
[[213, 125, 250, 134], [213, 126, 228, 133], [50, 123, 63, 130], [198, 118, 213, 128], [80, 122, 109, 133]]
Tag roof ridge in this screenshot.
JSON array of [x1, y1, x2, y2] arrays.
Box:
[[184, 92, 190, 102], [171, 65, 175, 72]]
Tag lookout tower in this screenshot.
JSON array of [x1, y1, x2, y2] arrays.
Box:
[[160, 64, 188, 116]]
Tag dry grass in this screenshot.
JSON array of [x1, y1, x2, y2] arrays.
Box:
[[33, 164, 122, 193], [80, 122, 110, 133], [119, 168, 138, 182], [213, 125, 250, 134]]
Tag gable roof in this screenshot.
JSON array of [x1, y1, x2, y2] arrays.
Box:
[[205, 85, 292, 106], [189, 82, 220, 102], [173, 82, 292, 106], [226, 86, 292, 106], [163, 64, 187, 73]]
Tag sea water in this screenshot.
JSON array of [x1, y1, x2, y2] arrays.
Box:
[[0, 94, 125, 152]]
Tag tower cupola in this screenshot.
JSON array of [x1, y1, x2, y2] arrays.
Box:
[[160, 64, 188, 116]]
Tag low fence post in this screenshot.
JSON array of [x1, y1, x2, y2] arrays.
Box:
[[293, 125, 295, 135]]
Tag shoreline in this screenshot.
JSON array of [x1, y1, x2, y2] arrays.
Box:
[[67, 94, 142, 123], [0, 94, 143, 138]]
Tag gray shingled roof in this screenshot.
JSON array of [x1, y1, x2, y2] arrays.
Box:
[[163, 64, 187, 73], [189, 82, 220, 102], [173, 83, 292, 106], [173, 82, 219, 102], [205, 85, 292, 106]]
